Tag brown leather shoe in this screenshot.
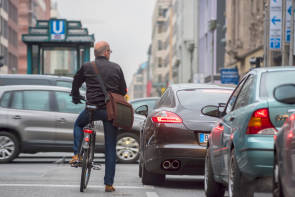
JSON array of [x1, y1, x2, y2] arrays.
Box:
[[105, 185, 115, 192], [69, 154, 82, 164]]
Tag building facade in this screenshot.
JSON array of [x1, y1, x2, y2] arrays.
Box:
[[150, 0, 171, 96], [18, 0, 51, 74], [224, 0, 265, 76], [197, 0, 226, 83], [0, 0, 18, 74]]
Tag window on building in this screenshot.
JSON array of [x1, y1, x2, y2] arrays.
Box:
[[3, 20, 8, 39], [158, 57, 162, 68], [158, 75, 162, 83], [158, 40, 162, 50]]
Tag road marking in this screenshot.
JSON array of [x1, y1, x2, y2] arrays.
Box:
[[146, 192, 159, 197], [0, 183, 153, 189]]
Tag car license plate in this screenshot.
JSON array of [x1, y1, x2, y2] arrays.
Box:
[[199, 133, 209, 143]]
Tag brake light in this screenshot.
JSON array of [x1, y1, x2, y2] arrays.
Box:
[[212, 124, 224, 133], [152, 111, 183, 123], [83, 129, 93, 134], [246, 108, 277, 135], [288, 130, 294, 139]]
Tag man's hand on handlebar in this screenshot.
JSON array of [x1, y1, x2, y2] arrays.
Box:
[[70, 94, 85, 104]]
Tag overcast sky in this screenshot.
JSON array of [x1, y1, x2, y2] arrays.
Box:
[[52, 0, 157, 86]]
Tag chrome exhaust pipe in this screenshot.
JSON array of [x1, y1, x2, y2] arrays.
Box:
[[171, 160, 180, 169], [162, 160, 171, 170]]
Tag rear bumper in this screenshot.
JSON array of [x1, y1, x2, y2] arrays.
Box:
[[238, 136, 274, 177], [144, 143, 206, 175]]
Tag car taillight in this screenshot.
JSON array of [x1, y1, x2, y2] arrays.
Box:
[[83, 129, 93, 134], [246, 108, 277, 135], [212, 124, 224, 132], [151, 111, 183, 123]]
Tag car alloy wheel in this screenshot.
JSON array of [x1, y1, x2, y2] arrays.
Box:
[[0, 132, 19, 163], [116, 132, 139, 163]]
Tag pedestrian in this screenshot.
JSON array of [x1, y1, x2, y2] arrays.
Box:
[[70, 41, 127, 192]]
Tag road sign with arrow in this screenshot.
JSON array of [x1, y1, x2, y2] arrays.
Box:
[[269, 0, 282, 49]]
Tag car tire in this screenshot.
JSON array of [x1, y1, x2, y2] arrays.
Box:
[[228, 149, 253, 197], [142, 163, 165, 185], [0, 131, 20, 163], [273, 150, 284, 197], [204, 150, 225, 197], [116, 132, 140, 164]]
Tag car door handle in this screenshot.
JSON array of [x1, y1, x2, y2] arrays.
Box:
[[57, 118, 66, 123], [13, 115, 21, 119], [229, 117, 235, 122]]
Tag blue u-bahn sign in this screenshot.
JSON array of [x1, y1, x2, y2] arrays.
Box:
[[50, 19, 66, 41], [220, 67, 240, 85]]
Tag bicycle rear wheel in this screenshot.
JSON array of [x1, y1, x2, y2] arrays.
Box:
[[80, 147, 91, 192]]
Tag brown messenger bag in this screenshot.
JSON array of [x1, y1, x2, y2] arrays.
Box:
[[91, 61, 134, 130]]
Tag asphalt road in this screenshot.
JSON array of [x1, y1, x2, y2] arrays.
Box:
[[0, 153, 272, 197]]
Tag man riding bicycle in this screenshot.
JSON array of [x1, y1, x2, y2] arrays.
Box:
[[70, 41, 127, 192]]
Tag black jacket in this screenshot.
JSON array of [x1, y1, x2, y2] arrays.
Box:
[[71, 56, 127, 108]]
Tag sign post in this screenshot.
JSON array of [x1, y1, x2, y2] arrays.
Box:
[[269, 0, 282, 50]]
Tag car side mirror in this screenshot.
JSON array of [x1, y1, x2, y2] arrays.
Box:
[[135, 105, 149, 117], [273, 84, 295, 104], [201, 105, 221, 118]]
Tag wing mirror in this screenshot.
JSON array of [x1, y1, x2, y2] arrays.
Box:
[[201, 103, 225, 118], [273, 84, 295, 104], [135, 105, 149, 117]]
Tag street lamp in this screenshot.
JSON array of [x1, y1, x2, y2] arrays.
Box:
[[209, 19, 217, 83]]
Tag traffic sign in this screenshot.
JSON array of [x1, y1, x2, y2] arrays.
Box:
[[285, 0, 293, 43], [50, 19, 66, 41], [269, 0, 282, 49], [220, 67, 239, 85]]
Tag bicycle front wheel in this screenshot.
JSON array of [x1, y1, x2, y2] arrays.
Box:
[[80, 147, 92, 192]]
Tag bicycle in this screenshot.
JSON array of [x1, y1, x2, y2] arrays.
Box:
[[79, 104, 101, 192]]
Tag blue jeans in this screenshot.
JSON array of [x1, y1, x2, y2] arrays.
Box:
[[73, 108, 117, 186]]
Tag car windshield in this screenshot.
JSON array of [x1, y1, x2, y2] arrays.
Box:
[[177, 88, 232, 110], [260, 71, 295, 98]]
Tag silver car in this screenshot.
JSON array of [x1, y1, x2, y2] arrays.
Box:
[[0, 85, 144, 163]]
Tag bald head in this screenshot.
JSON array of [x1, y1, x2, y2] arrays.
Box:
[[94, 41, 111, 59]]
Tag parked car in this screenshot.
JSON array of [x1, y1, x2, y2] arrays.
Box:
[[136, 83, 233, 185], [0, 85, 147, 164], [202, 67, 295, 197], [0, 74, 86, 91], [273, 84, 295, 197]]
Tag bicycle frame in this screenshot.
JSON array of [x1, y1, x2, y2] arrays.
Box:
[[80, 105, 97, 192]]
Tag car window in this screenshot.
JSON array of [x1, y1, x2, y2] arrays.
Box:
[[0, 91, 12, 108], [130, 99, 158, 113], [11, 91, 24, 109], [260, 71, 295, 98], [55, 91, 84, 114], [177, 88, 232, 110], [225, 77, 247, 113], [233, 75, 255, 110], [11, 90, 50, 111], [156, 88, 175, 108]]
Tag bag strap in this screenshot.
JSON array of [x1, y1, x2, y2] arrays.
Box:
[[91, 61, 110, 103]]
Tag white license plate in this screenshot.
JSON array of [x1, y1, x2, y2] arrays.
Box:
[[199, 133, 209, 143]]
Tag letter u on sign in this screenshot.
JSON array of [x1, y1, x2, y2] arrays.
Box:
[[52, 21, 64, 34]]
